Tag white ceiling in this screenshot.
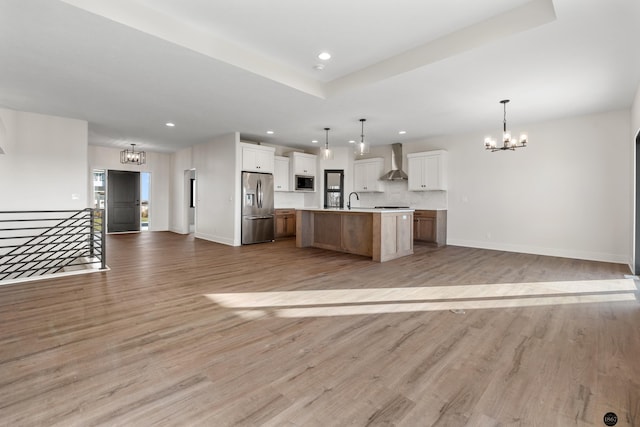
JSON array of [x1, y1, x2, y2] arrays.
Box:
[[1, 0, 639, 153]]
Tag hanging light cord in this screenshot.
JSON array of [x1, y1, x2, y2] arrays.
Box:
[[325, 127, 330, 150], [503, 101, 508, 133]]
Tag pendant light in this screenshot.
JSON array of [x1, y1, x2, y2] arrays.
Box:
[[484, 100, 528, 151], [322, 127, 334, 160], [355, 118, 370, 156]]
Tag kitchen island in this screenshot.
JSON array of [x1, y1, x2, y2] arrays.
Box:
[[296, 208, 414, 262]]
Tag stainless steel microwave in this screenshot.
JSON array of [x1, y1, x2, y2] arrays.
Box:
[[295, 175, 314, 191]]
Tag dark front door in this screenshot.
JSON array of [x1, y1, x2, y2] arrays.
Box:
[[108, 170, 140, 233]]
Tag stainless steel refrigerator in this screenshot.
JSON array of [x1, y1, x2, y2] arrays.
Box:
[[241, 171, 275, 244]]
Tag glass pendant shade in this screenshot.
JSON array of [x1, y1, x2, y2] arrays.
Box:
[[355, 118, 371, 156], [323, 127, 334, 160], [355, 140, 370, 156]]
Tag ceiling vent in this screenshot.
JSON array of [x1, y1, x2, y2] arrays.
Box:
[[380, 143, 408, 180]]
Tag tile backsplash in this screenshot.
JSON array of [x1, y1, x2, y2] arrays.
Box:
[[275, 181, 447, 210], [357, 181, 447, 209]]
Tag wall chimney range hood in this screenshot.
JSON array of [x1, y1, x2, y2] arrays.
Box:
[[380, 143, 408, 180]]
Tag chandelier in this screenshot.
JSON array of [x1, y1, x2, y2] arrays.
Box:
[[355, 118, 370, 156], [120, 143, 146, 165], [484, 99, 528, 151]]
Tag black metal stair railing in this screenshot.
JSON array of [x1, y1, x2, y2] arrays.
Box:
[[0, 209, 106, 282]]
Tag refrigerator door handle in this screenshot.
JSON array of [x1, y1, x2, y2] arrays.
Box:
[[258, 179, 263, 208]]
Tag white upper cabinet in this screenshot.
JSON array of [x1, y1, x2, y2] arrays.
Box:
[[407, 150, 447, 191], [354, 158, 384, 192], [241, 143, 275, 173], [274, 156, 290, 192], [290, 152, 317, 176]]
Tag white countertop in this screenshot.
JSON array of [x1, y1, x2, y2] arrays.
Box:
[[297, 207, 414, 213]]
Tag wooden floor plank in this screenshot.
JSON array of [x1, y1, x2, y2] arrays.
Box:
[[0, 232, 637, 426]]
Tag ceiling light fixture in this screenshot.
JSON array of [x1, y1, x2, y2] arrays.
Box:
[[120, 143, 146, 165], [318, 52, 331, 61], [398, 130, 407, 135], [348, 140, 355, 144], [266, 130, 274, 135], [355, 119, 370, 156], [165, 122, 175, 127], [322, 127, 334, 160], [484, 100, 528, 151]]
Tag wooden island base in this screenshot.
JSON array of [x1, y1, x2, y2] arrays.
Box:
[[296, 208, 414, 262]]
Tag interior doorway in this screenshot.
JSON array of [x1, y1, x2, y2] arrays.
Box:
[[184, 169, 196, 234], [107, 170, 140, 233]]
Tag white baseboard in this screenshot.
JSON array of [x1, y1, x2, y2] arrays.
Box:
[[194, 232, 235, 246], [446, 238, 629, 265], [169, 226, 188, 234], [0, 265, 110, 287]]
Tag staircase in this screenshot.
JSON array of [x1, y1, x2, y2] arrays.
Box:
[[0, 209, 106, 283]]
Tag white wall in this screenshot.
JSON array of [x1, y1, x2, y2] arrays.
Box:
[[632, 84, 640, 139], [402, 109, 631, 264], [191, 132, 239, 246], [169, 146, 194, 234], [88, 145, 171, 231], [0, 108, 88, 210], [630, 83, 640, 271]]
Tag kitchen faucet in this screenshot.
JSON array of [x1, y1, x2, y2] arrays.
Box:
[[347, 192, 359, 210]]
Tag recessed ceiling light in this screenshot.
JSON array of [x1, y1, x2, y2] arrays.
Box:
[[313, 64, 325, 71], [266, 130, 274, 135], [398, 130, 407, 135], [348, 140, 355, 144], [165, 122, 175, 127], [318, 52, 331, 61], [311, 140, 318, 144]]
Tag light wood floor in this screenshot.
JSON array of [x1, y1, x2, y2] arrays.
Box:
[[0, 232, 638, 426]]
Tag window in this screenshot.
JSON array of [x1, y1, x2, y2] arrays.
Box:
[[324, 170, 344, 208]]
